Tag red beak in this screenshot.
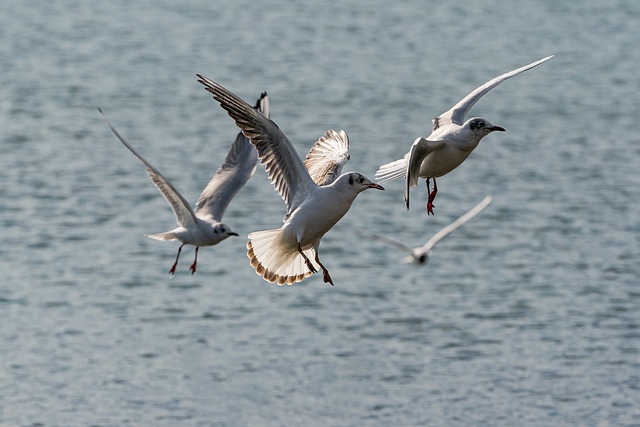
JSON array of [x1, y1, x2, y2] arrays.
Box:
[[368, 183, 385, 191], [489, 125, 506, 132]]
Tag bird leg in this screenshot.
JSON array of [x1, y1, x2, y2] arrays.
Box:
[[426, 178, 438, 215], [169, 243, 185, 275], [189, 246, 199, 275], [314, 251, 334, 286], [297, 243, 317, 273]]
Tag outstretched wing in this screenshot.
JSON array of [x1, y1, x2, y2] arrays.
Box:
[[358, 230, 415, 256], [418, 195, 493, 253], [433, 55, 553, 130], [196, 75, 316, 215], [98, 108, 198, 228], [195, 92, 269, 221], [304, 129, 350, 186]]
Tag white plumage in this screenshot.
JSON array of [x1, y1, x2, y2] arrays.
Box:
[[98, 92, 268, 274], [197, 74, 384, 285], [376, 55, 553, 214]]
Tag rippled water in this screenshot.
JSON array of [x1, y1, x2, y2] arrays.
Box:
[[2, 0, 639, 426]]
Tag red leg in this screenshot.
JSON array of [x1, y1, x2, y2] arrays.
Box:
[[426, 178, 436, 215], [314, 251, 334, 286], [189, 246, 199, 274], [429, 178, 438, 211], [169, 244, 185, 275], [297, 243, 317, 273]]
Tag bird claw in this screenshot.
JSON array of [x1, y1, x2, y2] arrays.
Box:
[[189, 262, 197, 274], [304, 259, 317, 273], [426, 201, 435, 215], [323, 270, 334, 286]]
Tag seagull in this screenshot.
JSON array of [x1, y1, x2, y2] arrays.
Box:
[[375, 55, 553, 215], [362, 195, 492, 265], [196, 74, 384, 286], [97, 92, 268, 275]]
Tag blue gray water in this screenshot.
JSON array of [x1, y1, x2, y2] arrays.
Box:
[[1, 0, 639, 426]]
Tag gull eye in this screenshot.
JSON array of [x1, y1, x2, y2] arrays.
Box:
[[478, 120, 485, 128]]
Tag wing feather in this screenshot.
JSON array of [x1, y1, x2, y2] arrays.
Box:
[[418, 195, 493, 253], [196, 75, 315, 214], [195, 92, 269, 221], [304, 129, 350, 186], [98, 108, 198, 228], [433, 55, 554, 129]]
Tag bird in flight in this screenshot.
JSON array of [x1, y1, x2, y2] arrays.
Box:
[[98, 92, 268, 274], [197, 74, 384, 285], [361, 195, 492, 265], [376, 55, 553, 215]]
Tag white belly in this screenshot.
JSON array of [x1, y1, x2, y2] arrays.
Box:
[[419, 144, 475, 178]]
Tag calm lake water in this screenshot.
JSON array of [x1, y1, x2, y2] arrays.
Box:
[[1, 0, 639, 426]]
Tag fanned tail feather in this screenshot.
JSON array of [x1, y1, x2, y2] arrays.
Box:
[[375, 157, 407, 183], [145, 231, 178, 241], [246, 229, 320, 285]]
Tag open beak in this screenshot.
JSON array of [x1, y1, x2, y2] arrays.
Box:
[[368, 183, 385, 191], [489, 125, 506, 132]]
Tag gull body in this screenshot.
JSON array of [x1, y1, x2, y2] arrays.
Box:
[[364, 195, 492, 265], [197, 75, 383, 286], [375, 55, 553, 214], [98, 92, 268, 274]]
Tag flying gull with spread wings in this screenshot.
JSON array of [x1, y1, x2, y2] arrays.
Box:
[[197, 74, 384, 286], [362, 195, 492, 265], [98, 92, 268, 274], [376, 55, 553, 215]]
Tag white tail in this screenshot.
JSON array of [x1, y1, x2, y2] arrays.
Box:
[[375, 157, 407, 183], [246, 229, 320, 285]]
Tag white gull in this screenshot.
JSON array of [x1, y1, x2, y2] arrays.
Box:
[[376, 56, 553, 215], [196, 74, 384, 286], [362, 195, 492, 265], [98, 92, 268, 274]]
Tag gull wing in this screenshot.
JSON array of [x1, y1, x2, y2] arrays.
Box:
[[197, 75, 315, 214], [359, 231, 415, 256], [432, 55, 554, 130], [195, 92, 269, 221], [304, 129, 350, 186], [98, 108, 198, 228], [404, 136, 447, 209], [416, 195, 492, 254]]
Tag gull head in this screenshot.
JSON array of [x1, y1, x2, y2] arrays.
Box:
[[467, 117, 506, 138], [211, 222, 239, 241], [402, 251, 429, 265], [343, 172, 385, 193]]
